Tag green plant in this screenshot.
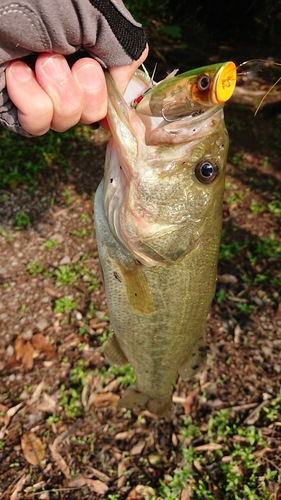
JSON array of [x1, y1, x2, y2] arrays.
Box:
[[268, 199, 281, 218], [71, 228, 89, 238], [27, 258, 45, 275], [61, 189, 73, 206], [54, 296, 78, 314], [236, 302, 254, 315], [216, 288, 226, 303], [226, 190, 244, 205], [159, 408, 278, 500], [54, 266, 78, 286], [14, 211, 30, 228], [250, 199, 266, 214], [80, 213, 89, 222], [42, 239, 60, 248]]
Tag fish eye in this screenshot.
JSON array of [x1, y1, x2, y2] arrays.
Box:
[[195, 160, 218, 184], [198, 75, 210, 91]]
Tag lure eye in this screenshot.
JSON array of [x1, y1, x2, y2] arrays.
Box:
[[195, 160, 218, 184], [198, 75, 210, 91]]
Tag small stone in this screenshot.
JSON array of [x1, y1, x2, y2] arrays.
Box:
[[22, 329, 33, 341], [59, 255, 71, 265], [6, 345, 14, 357], [50, 233, 65, 243], [72, 252, 81, 263], [95, 311, 105, 319], [36, 318, 49, 331]]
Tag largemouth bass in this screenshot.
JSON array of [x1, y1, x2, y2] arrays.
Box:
[[94, 62, 236, 417]]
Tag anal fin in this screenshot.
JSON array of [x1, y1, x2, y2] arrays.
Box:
[[118, 385, 172, 418], [178, 337, 207, 380]]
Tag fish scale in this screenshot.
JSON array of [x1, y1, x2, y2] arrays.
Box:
[[94, 64, 236, 416]]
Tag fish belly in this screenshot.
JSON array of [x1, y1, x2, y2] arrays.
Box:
[[94, 181, 220, 417]]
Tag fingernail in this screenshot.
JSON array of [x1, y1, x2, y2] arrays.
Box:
[[76, 64, 103, 91], [9, 62, 33, 83], [41, 55, 69, 80]]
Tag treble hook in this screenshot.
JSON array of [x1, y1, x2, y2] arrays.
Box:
[[161, 102, 205, 122]]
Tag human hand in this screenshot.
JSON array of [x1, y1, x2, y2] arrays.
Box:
[[0, 0, 147, 136], [6, 46, 148, 135]]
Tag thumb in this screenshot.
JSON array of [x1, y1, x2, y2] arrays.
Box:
[[108, 44, 149, 95]]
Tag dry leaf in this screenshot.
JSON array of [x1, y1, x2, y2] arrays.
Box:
[[14, 336, 25, 360], [180, 484, 192, 500], [22, 341, 35, 371], [84, 479, 108, 495], [127, 485, 156, 499], [130, 440, 146, 456], [33, 392, 57, 413], [32, 333, 57, 359], [275, 301, 281, 318], [7, 402, 23, 417], [184, 388, 199, 415], [10, 474, 27, 500], [27, 381, 46, 406], [89, 392, 119, 407], [69, 476, 87, 488], [69, 476, 108, 495], [49, 439, 71, 479], [21, 431, 45, 466]]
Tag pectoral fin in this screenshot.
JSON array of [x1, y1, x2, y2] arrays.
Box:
[[104, 335, 128, 367], [178, 337, 207, 380], [116, 261, 154, 315]]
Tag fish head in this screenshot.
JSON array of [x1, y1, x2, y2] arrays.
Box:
[[103, 66, 234, 266]]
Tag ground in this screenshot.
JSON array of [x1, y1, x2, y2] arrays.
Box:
[[0, 63, 281, 499]]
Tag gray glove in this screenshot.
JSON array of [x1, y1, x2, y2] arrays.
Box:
[[0, 0, 147, 135]]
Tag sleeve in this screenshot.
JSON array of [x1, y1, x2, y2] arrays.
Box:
[[0, 0, 147, 136]]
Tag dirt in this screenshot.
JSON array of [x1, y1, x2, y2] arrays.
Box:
[[0, 70, 281, 499]]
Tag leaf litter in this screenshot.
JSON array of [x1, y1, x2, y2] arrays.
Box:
[[0, 69, 281, 499]]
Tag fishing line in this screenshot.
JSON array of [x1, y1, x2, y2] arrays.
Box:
[[236, 59, 281, 115]]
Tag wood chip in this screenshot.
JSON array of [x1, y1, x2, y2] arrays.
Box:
[[49, 438, 71, 479], [85, 467, 110, 482], [184, 388, 199, 415], [194, 443, 224, 452]]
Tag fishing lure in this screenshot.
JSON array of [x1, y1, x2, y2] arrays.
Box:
[[132, 61, 237, 121]]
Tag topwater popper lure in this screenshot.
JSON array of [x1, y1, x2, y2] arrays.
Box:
[[132, 61, 236, 121]]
